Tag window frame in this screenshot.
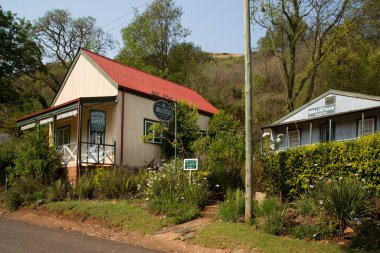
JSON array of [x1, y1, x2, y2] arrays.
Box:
[[56, 125, 70, 147], [357, 117, 376, 137], [144, 119, 162, 144], [288, 129, 301, 147]]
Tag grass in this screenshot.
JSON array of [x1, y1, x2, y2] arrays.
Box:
[[191, 221, 355, 253], [44, 200, 171, 234]]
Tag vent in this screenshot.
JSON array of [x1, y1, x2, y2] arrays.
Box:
[[325, 96, 335, 106]]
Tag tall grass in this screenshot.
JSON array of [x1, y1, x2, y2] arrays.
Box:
[[255, 197, 288, 235], [218, 188, 245, 222]]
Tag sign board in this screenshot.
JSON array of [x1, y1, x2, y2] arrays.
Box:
[[153, 100, 173, 122], [90, 110, 106, 133], [57, 110, 77, 120], [184, 158, 198, 171], [20, 123, 36, 131], [308, 105, 335, 118], [40, 117, 54, 125]]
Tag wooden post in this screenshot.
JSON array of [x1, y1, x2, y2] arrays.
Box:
[[329, 118, 332, 142], [361, 113, 365, 137], [286, 126, 289, 148], [244, 0, 253, 222], [309, 122, 312, 144]]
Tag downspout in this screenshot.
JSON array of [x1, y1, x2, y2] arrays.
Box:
[[76, 100, 82, 183], [120, 92, 125, 164]]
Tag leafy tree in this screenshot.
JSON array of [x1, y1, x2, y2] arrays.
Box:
[[117, 0, 195, 80], [192, 111, 245, 191], [143, 101, 200, 158], [254, 0, 357, 112], [33, 9, 116, 93], [0, 6, 43, 105]]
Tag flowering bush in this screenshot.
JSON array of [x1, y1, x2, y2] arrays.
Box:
[[141, 161, 209, 224]]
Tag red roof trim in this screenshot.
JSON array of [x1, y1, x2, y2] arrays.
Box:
[[16, 98, 79, 122], [81, 48, 218, 115]]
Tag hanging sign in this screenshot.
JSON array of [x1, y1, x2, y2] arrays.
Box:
[[184, 158, 198, 171], [153, 100, 173, 122], [57, 109, 77, 120], [90, 110, 106, 133]]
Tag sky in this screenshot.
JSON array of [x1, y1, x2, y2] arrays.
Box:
[[0, 0, 266, 59]]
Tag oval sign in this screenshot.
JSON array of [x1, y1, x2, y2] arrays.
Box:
[[153, 100, 173, 121]]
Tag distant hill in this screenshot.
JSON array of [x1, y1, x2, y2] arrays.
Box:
[[208, 52, 244, 59]]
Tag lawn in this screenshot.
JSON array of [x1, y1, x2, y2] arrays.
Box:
[[44, 200, 171, 234], [191, 221, 357, 253]]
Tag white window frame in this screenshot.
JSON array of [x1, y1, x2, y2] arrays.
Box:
[[288, 129, 300, 147], [358, 118, 375, 137], [144, 119, 162, 144], [56, 126, 70, 147]]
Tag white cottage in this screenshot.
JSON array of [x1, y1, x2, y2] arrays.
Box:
[[263, 90, 380, 150], [16, 48, 218, 183]]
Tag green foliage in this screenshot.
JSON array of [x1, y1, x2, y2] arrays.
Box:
[[4, 189, 23, 211], [307, 177, 374, 230], [257, 133, 380, 198], [0, 6, 43, 105], [193, 111, 244, 191], [143, 161, 209, 224], [8, 130, 62, 186], [288, 225, 320, 239], [94, 166, 136, 199], [117, 0, 190, 78], [255, 198, 287, 235], [72, 175, 95, 200], [218, 188, 245, 222], [351, 219, 380, 250], [46, 179, 68, 202], [293, 198, 319, 217], [143, 101, 200, 158]]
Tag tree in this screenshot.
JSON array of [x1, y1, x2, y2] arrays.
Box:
[[33, 9, 116, 93], [117, 0, 191, 78], [0, 6, 43, 105], [254, 0, 357, 112]]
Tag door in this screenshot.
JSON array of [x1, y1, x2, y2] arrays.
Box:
[[88, 130, 105, 163]]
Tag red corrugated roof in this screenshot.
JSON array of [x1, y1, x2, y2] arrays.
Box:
[[82, 48, 218, 115]]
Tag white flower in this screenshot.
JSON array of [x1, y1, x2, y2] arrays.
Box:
[[362, 178, 366, 182], [215, 184, 220, 188], [354, 173, 359, 176], [346, 163, 352, 167], [339, 176, 343, 180], [319, 200, 323, 205], [147, 167, 152, 170], [262, 132, 271, 138], [309, 185, 314, 188], [145, 198, 149, 201], [305, 179, 310, 182]]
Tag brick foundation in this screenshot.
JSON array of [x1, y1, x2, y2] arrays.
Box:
[[66, 166, 78, 185]]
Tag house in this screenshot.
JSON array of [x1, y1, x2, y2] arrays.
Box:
[[16, 48, 218, 183], [262, 90, 380, 150]]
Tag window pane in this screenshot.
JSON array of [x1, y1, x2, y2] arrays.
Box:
[[288, 130, 299, 147]]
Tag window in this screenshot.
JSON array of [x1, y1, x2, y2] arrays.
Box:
[[288, 130, 300, 147], [144, 119, 162, 144], [358, 118, 375, 136], [56, 126, 70, 147], [320, 124, 335, 142], [200, 130, 207, 137]]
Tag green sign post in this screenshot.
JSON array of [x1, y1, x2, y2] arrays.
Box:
[[90, 110, 106, 133]]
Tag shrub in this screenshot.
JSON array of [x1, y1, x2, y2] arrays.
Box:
[[257, 132, 380, 198], [218, 188, 245, 222], [293, 198, 319, 217], [143, 161, 209, 223], [72, 175, 94, 199], [46, 179, 68, 202], [288, 225, 320, 239], [255, 197, 287, 235], [5, 189, 23, 211], [94, 166, 135, 199], [351, 219, 380, 250], [307, 177, 374, 231], [192, 111, 245, 191]]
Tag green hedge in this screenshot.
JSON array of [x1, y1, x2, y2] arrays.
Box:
[[256, 133, 380, 198]]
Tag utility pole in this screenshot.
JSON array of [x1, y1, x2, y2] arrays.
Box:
[[244, 0, 253, 222]]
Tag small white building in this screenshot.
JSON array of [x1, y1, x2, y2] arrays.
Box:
[[263, 90, 380, 150], [16, 49, 218, 183]]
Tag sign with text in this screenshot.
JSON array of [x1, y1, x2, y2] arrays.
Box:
[[184, 158, 198, 171], [153, 100, 173, 122], [90, 110, 106, 133], [308, 105, 335, 118]]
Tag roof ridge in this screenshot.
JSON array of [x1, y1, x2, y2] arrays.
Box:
[[80, 48, 202, 97]]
